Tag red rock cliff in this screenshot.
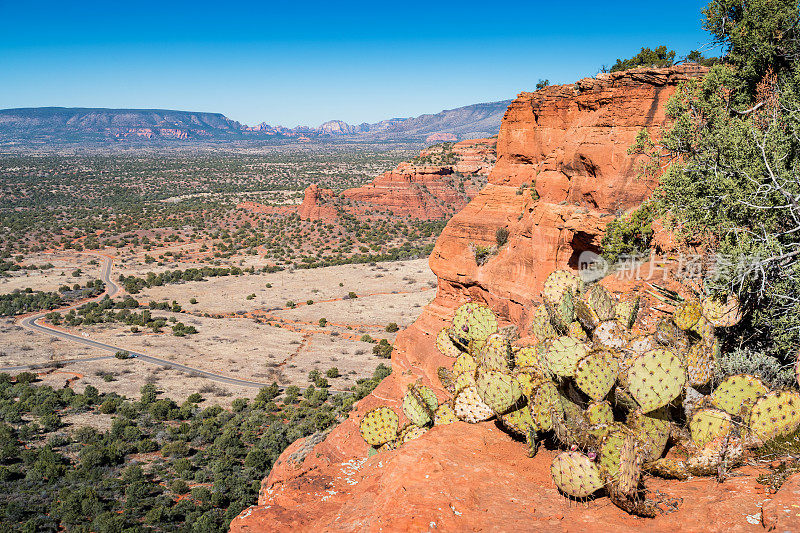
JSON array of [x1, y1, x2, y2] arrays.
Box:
[[230, 65, 798, 532]]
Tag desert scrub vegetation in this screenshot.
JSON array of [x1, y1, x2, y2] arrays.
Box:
[[629, 0, 800, 360], [0, 363, 391, 531], [600, 203, 655, 265], [0, 280, 104, 317]]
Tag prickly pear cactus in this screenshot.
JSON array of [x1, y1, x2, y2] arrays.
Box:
[[654, 318, 689, 351], [628, 335, 657, 355], [474, 367, 523, 414], [615, 295, 640, 330], [449, 302, 498, 348], [531, 304, 558, 341], [748, 390, 800, 441], [453, 352, 478, 378], [437, 367, 456, 394], [402, 385, 438, 427], [499, 403, 535, 436], [701, 294, 742, 327], [585, 284, 615, 321], [594, 320, 629, 350], [453, 385, 494, 423], [627, 349, 686, 413], [550, 451, 604, 498], [568, 321, 588, 341], [477, 333, 514, 371], [599, 425, 633, 480], [530, 380, 562, 431], [514, 345, 540, 371], [585, 400, 614, 427], [686, 343, 715, 387], [628, 407, 670, 461], [575, 350, 618, 401], [689, 408, 733, 447], [360, 407, 400, 446], [541, 336, 588, 377], [398, 423, 428, 444], [575, 299, 601, 331], [711, 374, 768, 416], [434, 402, 456, 425], [673, 301, 702, 330], [436, 328, 462, 358], [543, 269, 581, 306]]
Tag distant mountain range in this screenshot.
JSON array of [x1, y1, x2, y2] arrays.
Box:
[[0, 100, 511, 145]]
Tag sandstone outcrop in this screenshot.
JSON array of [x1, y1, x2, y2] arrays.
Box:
[[232, 65, 798, 532]]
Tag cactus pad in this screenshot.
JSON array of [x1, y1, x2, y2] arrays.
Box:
[[616, 296, 640, 330], [541, 336, 588, 377], [475, 367, 523, 414], [628, 407, 670, 461], [585, 284, 616, 321], [627, 349, 686, 412], [691, 315, 715, 344], [575, 299, 601, 331], [594, 320, 629, 350], [360, 407, 400, 446], [711, 374, 769, 416], [398, 423, 428, 444], [586, 400, 614, 426], [686, 343, 715, 387], [551, 451, 604, 498], [499, 404, 535, 436], [453, 385, 494, 423], [654, 318, 689, 351], [402, 385, 438, 427], [628, 335, 657, 355], [689, 408, 733, 447], [515, 371, 543, 397], [542, 269, 581, 305], [599, 426, 633, 480], [575, 350, 619, 401], [452, 352, 478, 377], [531, 304, 558, 341], [436, 328, 462, 358], [437, 367, 456, 394], [568, 321, 588, 341], [434, 402, 456, 426], [530, 380, 563, 431], [672, 301, 702, 330], [449, 302, 498, 347], [515, 345, 541, 371], [748, 390, 800, 441], [477, 333, 514, 371], [701, 294, 742, 327]]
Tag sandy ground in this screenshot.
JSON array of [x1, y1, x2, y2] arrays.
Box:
[[0, 252, 98, 293], [0, 258, 436, 405]]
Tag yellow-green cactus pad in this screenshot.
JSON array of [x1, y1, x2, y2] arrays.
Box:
[[436, 328, 462, 358], [453, 385, 494, 423], [434, 402, 456, 426], [402, 385, 438, 427], [575, 350, 618, 401], [628, 407, 670, 461], [585, 284, 615, 321], [474, 367, 523, 414], [748, 390, 800, 441], [398, 423, 428, 444], [531, 304, 558, 341], [575, 299, 601, 331], [531, 380, 563, 431], [627, 349, 686, 412], [711, 374, 769, 416], [543, 269, 581, 306], [449, 302, 498, 347], [586, 400, 614, 426], [701, 294, 742, 328], [499, 403, 535, 436], [453, 352, 478, 377], [551, 451, 604, 498], [360, 407, 400, 446], [689, 408, 733, 447], [477, 333, 514, 371], [615, 296, 640, 330], [686, 343, 715, 387], [568, 321, 588, 341], [541, 336, 588, 377]]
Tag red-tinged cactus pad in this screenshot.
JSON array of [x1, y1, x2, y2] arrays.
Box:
[[711, 374, 768, 416], [550, 451, 604, 498], [701, 294, 742, 327], [686, 343, 715, 387], [748, 390, 800, 441], [475, 367, 523, 414], [542, 269, 581, 306], [690, 408, 733, 447], [575, 299, 601, 331], [542, 336, 588, 377], [436, 328, 462, 358], [360, 407, 400, 446], [575, 350, 618, 401], [453, 385, 494, 423], [627, 349, 686, 413], [673, 301, 702, 330]]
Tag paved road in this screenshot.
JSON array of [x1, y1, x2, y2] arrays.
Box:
[[11, 254, 280, 389]]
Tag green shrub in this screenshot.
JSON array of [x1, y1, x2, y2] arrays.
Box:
[[385, 322, 399, 333], [600, 203, 655, 265]]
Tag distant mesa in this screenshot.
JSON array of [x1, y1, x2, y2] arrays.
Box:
[[0, 100, 512, 144]]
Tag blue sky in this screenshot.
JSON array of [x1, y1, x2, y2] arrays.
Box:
[[0, 1, 717, 126]]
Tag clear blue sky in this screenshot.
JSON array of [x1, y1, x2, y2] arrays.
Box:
[[0, 0, 717, 127]]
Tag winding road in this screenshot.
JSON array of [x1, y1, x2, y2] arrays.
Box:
[[8, 254, 278, 389]]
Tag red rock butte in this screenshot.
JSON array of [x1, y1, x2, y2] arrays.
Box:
[[231, 65, 800, 532]]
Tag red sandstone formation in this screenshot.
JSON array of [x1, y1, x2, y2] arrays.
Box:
[[232, 65, 798, 532], [235, 201, 295, 216], [296, 184, 338, 221]]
